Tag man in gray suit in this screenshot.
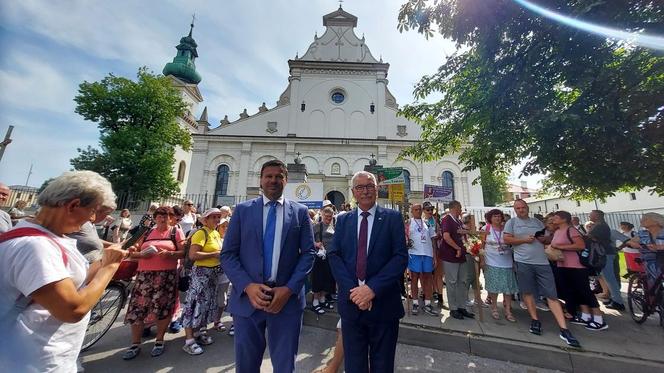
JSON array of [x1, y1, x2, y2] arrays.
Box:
[[0, 183, 12, 233]]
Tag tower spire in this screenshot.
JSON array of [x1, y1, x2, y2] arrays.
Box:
[[163, 19, 202, 84], [189, 14, 195, 37]]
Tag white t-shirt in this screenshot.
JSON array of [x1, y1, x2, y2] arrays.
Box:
[[408, 218, 436, 257], [0, 220, 90, 373], [180, 212, 196, 235], [483, 224, 514, 268]]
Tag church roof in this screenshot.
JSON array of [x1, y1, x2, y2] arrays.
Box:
[[163, 20, 202, 85], [299, 6, 379, 64]]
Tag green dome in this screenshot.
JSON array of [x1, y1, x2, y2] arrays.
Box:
[[163, 23, 201, 84]]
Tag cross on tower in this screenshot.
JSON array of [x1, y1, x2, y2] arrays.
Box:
[[370, 153, 375, 159], [296, 151, 302, 158], [338, 0, 343, 8], [191, 14, 196, 26]]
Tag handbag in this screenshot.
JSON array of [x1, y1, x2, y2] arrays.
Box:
[[545, 246, 564, 262]]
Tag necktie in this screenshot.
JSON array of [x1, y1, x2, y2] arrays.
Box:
[[356, 211, 370, 281], [263, 201, 277, 280]]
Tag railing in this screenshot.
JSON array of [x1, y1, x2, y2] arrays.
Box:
[[114, 193, 249, 213]]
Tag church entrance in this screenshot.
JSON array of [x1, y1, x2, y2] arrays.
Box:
[[325, 191, 345, 210]]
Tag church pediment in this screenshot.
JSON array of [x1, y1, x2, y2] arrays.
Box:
[[300, 7, 378, 64]]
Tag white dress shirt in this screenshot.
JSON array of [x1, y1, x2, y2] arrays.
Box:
[[356, 204, 377, 286], [262, 195, 284, 282]]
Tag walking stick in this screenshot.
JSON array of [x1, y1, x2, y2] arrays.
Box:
[[405, 269, 412, 316], [473, 258, 484, 322]]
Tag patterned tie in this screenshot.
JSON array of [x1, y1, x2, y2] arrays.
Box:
[[356, 211, 370, 281], [263, 201, 277, 280]]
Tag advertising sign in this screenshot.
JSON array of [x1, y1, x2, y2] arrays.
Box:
[[376, 167, 405, 185], [388, 184, 404, 201], [283, 182, 324, 208], [423, 184, 454, 203]]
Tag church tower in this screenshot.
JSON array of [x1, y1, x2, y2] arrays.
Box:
[[163, 19, 207, 193]]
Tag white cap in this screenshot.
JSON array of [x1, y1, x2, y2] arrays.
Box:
[[202, 208, 222, 218], [322, 200, 333, 207]]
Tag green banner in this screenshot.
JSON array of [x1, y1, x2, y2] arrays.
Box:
[[376, 167, 405, 185]]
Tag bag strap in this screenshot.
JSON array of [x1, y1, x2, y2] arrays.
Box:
[[0, 227, 68, 266], [566, 227, 574, 245]]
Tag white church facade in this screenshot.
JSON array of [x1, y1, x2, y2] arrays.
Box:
[[165, 7, 484, 209]]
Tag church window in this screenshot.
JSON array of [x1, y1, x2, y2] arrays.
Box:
[[177, 161, 186, 182], [403, 169, 411, 193], [442, 171, 455, 200], [331, 162, 341, 175], [215, 165, 230, 196], [330, 89, 345, 104]]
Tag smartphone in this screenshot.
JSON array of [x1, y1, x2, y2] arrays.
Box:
[[121, 226, 150, 250]]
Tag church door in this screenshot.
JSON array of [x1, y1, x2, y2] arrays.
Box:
[[325, 191, 345, 210]]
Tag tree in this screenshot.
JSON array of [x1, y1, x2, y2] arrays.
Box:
[[38, 178, 54, 194], [397, 0, 664, 199], [480, 168, 508, 206], [71, 68, 191, 198]]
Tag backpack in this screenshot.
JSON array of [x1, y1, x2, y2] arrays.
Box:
[[0, 228, 69, 312], [579, 237, 607, 272], [179, 228, 209, 292]]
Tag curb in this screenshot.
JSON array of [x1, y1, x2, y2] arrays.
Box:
[[303, 311, 664, 373]]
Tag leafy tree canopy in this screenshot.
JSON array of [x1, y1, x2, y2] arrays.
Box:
[[480, 168, 508, 206], [397, 0, 664, 200], [71, 68, 191, 198]]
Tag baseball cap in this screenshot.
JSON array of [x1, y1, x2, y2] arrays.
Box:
[[423, 201, 433, 209], [202, 208, 222, 218]]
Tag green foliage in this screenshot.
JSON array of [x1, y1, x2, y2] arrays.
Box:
[[71, 68, 191, 198], [479, 168, 508, 206], [397, 0, 664, 200]]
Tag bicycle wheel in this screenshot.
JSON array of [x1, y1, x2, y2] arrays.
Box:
[[81, 282, 126, 351], [627, 274, 648, 324]]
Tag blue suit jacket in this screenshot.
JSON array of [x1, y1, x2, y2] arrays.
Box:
[[328, 206, 408, 322], [221, 197, 316, 318]]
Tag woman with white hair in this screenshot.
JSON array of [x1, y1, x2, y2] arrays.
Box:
[[181, 208, 223, 355], [0, 170, 126, 373]]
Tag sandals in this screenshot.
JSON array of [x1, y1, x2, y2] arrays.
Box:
[[182, 342, 204, 355], [491, 309, 500, 320], [312, 304, 325, 315], [505, 313, 517, 323], [214, 322, 226, 332], [151, 342, 165, 357], [122, 345, 141, 360]]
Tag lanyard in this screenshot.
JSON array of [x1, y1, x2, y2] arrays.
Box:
[[413, 218, 424, 233]]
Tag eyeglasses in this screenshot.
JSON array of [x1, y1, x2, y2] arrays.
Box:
[[185, 203, 194, 206], [353, 184, 376, 192]]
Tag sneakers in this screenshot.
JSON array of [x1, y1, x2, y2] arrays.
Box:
[[423, 304, 437, 316], [536, 302, 550, 312], [519, 301, 528, 310], [529, 319, 542, 335], [458, 308, 475, 318], [585, 320, 609, 331], [450, 310, 464, 320], [311, 304, 325, 315], [182, 342, 204, 355], [122, 345, 141, 360], [605, 301, 625, 311], [228, 325, 235, 336], [559, 328, 581, 348], [466, 299, 476, 307], [168, 320, 182, 333], [411, 304, 419, 315], [569, 315, 588, 325]]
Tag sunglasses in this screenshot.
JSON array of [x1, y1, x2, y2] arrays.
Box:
[[185, 203, 194, 206]]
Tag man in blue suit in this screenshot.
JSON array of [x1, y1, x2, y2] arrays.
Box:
[[221, 160, 315, 373], [328, 171, 408, 373]]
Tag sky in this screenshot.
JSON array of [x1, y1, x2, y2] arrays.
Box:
[[0, 0, 542, 189]]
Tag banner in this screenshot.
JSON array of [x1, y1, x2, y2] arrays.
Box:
[[376, 167, 405, 185], [423, 184, 454, 203], [388, 184, 404, 201], [283, 182, 324, 208]]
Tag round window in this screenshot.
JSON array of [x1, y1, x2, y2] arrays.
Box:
[[331, 91, 345, 104]]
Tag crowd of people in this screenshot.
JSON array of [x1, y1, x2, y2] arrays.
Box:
[[1, 164, 663, 372]]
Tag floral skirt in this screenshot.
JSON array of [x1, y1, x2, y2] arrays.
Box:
[[181, 265, 220, 329], [484, 265, 519, 295], [125, 270, 178, 324]]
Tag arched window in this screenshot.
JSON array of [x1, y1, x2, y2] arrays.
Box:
[[215, 165, 230, 196], [442, 171, 455, 200], [177, 161, 186, 182], [402, 169, 411, 193], [331, 162, 341, 175]]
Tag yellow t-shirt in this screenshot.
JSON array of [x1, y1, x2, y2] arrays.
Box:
[[191, 227, 222, 267]]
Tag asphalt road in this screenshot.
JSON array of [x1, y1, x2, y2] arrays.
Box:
[[81, 314, 562, 372]]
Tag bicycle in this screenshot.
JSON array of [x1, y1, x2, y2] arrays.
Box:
[[626, 257, 664, 328], [81, 261, 137, 351]]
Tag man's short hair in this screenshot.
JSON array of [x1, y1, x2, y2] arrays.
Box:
[[351, 171, 377, 186], [591, 209, 605, 220], [513, 198, 528, 208], [260, 159, 288, 178], [448, 200, 461, 210]]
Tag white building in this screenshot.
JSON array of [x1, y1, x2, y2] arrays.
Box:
[[165, 6, 484, 209], [524, 190, 664, 215]]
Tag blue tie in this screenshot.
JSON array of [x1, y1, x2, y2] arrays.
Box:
[[263, 201, 277, 280]]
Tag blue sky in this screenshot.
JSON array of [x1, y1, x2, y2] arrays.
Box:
[[0, 0, 541, 189]]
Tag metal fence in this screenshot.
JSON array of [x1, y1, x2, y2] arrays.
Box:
[[115, 193, 249, 213]]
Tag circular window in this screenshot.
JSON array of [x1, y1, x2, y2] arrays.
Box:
[[331, 91, 345, 104]]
